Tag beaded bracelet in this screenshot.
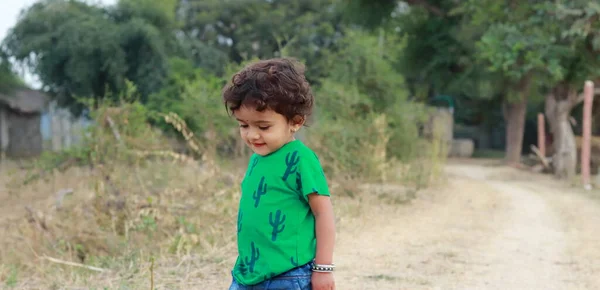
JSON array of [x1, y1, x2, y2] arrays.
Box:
[[311, 261, 335, 272]]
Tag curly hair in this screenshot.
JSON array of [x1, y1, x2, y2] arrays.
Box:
[[222, 58, 314, 124]]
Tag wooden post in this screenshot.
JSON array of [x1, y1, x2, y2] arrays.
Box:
[[537, 113, 545, 158], [582, 81, 594, 190]]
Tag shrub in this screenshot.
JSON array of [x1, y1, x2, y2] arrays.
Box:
[[304, 29, 445, 186], [1, 84, 240, 282]]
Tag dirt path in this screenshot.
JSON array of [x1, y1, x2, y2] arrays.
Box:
[[334, 161, 600, 290]]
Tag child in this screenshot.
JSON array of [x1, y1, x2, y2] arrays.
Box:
[[222, 58, 336, 290]]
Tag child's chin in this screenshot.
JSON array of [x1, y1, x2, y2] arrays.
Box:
[[252, 147, 272, 156]]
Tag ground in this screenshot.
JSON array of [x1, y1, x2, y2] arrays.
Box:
[[2, 159, 600, 289], [333, 159, 600, 290]]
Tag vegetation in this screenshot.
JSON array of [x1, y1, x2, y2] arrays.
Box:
[[0, 1, 446, 286], [348, 0, 600, 177], [2, 0, 178, 115], [0, 79, 443, 287], [2, 0, 598, 287], [0, 54, 24, 93], [458, 0, 600, 177]]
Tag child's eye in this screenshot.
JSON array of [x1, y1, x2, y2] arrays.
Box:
[[259, 126, 270, 131], [239, 124, 248, 128]]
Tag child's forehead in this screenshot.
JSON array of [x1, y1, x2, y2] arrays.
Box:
[[234, 106, 284, 122]]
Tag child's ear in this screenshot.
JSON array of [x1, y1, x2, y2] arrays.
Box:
[[290, 115, 305, 131]]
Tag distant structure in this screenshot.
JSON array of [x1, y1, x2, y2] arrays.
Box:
[[0, 88, 49, 158]]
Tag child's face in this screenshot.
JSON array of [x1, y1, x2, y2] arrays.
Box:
[[233, 106, 302, 156]]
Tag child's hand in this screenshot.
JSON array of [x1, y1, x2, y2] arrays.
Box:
[[311, 272, 335, 290]]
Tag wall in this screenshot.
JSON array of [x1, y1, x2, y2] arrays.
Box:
[[423, 107, 454, 143], [6, 110, 43, 157], [0, 106, 8, 153], [40, 101, 90, 151]]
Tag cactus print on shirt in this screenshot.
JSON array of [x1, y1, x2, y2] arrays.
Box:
[[232, 140, 330, 286]]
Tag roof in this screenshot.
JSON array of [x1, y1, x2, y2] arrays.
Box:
[[0, 88, 49, 113]]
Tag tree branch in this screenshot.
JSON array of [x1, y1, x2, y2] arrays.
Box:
[[567, 88, 579, 107], [404, 0, 445, 17], [574, 88, 600, 105], [42, 256, 106, 272], [105, 116, 123, 146]]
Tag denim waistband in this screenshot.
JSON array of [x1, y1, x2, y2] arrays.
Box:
[[273, 261, 313, 279]]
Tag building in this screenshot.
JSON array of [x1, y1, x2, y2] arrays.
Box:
[[0, 88, 49, 158]]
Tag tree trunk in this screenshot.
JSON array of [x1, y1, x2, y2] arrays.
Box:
[[545, 85, 581, 179], [549, 109, 577, 179], [503, 75, 532, 165], [503, 97, 528, 165]]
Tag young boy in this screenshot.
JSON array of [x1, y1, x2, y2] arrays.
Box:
[[222, 58, 336, 290]]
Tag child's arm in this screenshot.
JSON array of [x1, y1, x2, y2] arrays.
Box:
[[308, 193, 335, 264], [308, 193, 336, 289]]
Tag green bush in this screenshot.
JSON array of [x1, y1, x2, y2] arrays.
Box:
[[305, 29, 435, 182]]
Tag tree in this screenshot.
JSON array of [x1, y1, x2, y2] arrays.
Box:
[[0, 54, 24, 93], [310, 28, 428, 178], [389, 3, 498, 101], [455, 1, 563, 165], [541, 1, 600, 179], [343, 0, 512, 153], [459, 0, 600, 177], [178, 0, 344, 81], [2, 0, 178, 115], [460, 0, 600, 175]]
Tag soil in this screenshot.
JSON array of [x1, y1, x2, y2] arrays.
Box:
[[333, 159, 600, 290]]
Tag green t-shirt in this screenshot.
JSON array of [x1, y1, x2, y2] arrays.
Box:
[[232, 140, 330, 285]]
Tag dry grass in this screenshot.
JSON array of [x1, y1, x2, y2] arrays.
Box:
[[0, 157, 246, 288], [0, 156, 423, 289], [0, 100, 247, 289], [0, 100, 447, 289]]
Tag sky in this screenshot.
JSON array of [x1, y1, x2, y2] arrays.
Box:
[[0, 0, 117, 88]]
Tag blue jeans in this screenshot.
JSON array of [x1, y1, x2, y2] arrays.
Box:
[[228, 263, 312, 290]]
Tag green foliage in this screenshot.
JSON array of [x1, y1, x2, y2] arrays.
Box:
[[2, 0, 177, 115], [4, 265, 18, 288], [21, 83, 177, 184], [178, 39, 230, 76], [348, 0, 505, 130], [113, 0, 179, 30], [4, 0, 121, 114], [179, 0, 343, 81], [307, 29, 429, 180], [341, 0, 397, 28], [395, 3, 504, 101], [323, 29, 407, 112], [465, 4, 564, 86], [0, 55, 25, 93], [459, 0, 600, 93], [3, 0, 447, 183], [553, 1, 600, 83], [145, 57, 233, 148], [334, 29, 428, 159]]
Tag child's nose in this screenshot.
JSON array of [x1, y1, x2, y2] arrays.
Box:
[[247, 128, 260, 140]]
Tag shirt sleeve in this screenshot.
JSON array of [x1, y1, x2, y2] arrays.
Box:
[[296, 151, 330, 201]]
